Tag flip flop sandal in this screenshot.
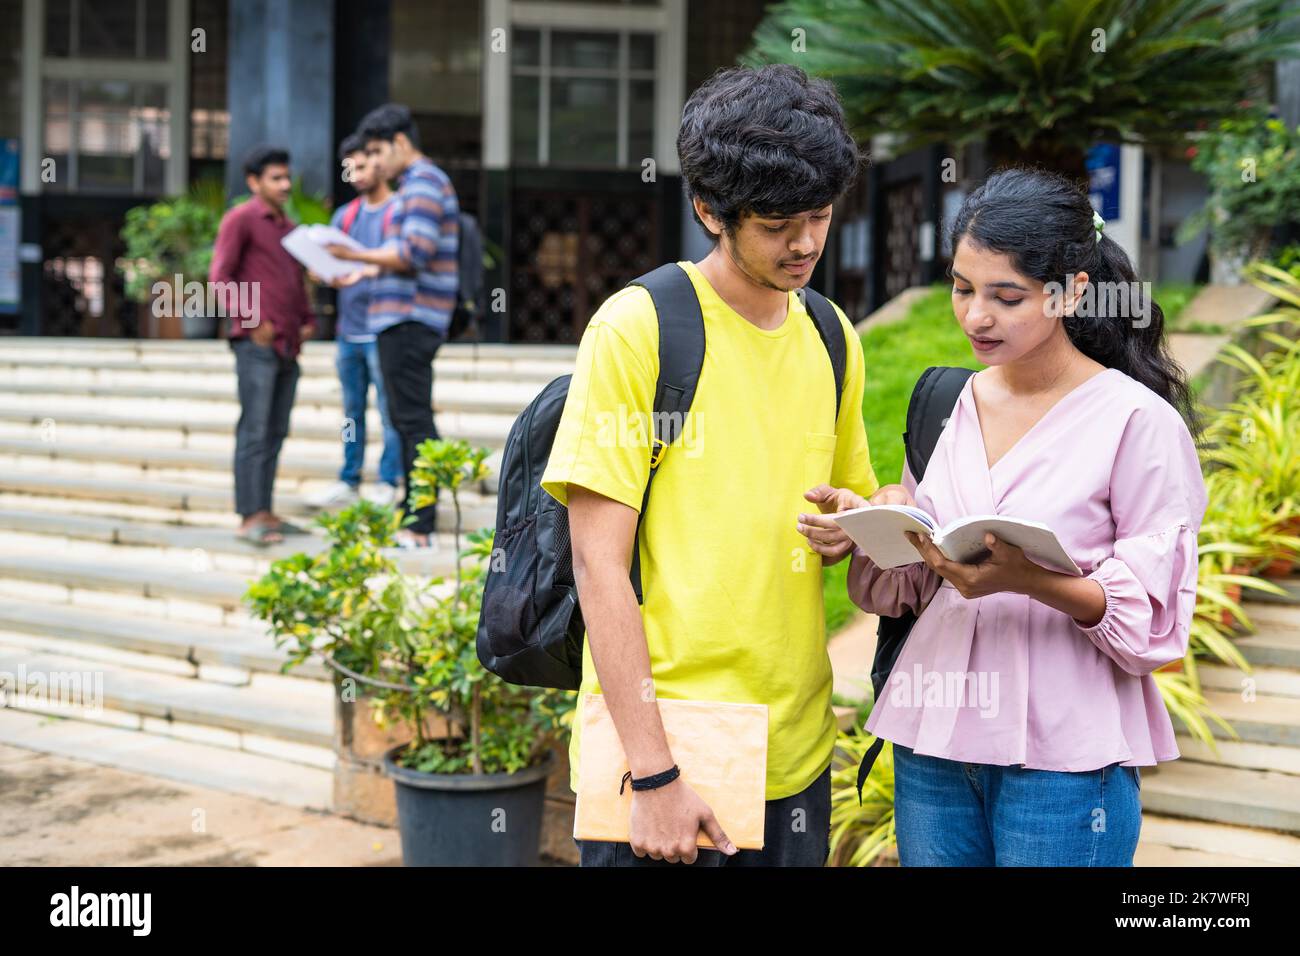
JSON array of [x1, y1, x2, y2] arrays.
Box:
[[274, 520, 310, 536], [237, 523, 284, 547]]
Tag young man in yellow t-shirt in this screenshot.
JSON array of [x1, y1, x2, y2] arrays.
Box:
[[540, 64, 879, 867]]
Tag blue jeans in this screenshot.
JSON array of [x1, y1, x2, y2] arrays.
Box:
[[336, 338, 402, 488], [892, 743, 1142, 867]]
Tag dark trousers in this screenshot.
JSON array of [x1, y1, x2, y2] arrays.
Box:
[[576, 765, 832, 867], [232, 338, 299, 518], [376, 320, 444, 534]]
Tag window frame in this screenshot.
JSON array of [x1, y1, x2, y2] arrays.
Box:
[[511, 26, 656, 169]]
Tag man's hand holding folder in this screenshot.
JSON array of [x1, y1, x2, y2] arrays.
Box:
[[567, 485, 744, 864]]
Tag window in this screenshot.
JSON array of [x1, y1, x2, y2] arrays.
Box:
[[511, 28, 655, 168], [45, 0, 170, 60], [43, 79, 170, 194]]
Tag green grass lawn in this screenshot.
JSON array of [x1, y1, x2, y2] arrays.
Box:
[[823, 285, 982, 635], [1155, 282, 1209, 332]]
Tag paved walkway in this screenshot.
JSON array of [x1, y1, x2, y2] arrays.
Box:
[[0, 742, 401, 866]]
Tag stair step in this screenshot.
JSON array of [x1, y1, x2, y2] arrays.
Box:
[[0, 708, 332, 809], [0, 337, 578, 362], [0, 379, 545, 416], [1232, 619, 1300, 671], [0, 549, 253, 622], [1177, 735, 1300, 776], [0, 406, 516, 449], [1246, 576, 1300, 606], [0, 508, 463, 577], [1140, 760, 1300, 834], [0, 643, 333, 751], [0, 473, 498, 531], [1200, 662, 1300, 699], [1137, 813, 1300, 866], [1198, 689, 1300, 748], [0, 354, 569, 385], [0, 438, 504, 493], [0, 595, 321, 679]]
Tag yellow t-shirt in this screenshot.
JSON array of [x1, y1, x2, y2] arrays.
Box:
[[540, 260, 879, 799]]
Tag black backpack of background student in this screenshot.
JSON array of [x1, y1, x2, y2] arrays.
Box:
[[854, 364, 975, 801], [478, 262, 848, 690], [447, 212, 485, 341]]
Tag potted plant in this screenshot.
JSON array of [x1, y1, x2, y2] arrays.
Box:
[[245, 500, 454, 825], [119, 190, 222, 338], [377, 437, 573, 867], [246, 439, 572, 864], [1179, 115, 1300, 284]]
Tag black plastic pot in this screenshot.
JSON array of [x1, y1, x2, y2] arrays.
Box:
[[382, 744, 556, 867]]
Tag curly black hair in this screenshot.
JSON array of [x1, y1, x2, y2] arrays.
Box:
[[677, 64, 862, 240]]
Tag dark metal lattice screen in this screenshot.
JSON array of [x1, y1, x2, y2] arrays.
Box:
[[40, 214, 136, 337], [883, 178, 923, 300], [510, 190, 657, 343]]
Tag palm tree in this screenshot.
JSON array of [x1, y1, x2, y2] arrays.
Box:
[[745, 0, 1300, 179]]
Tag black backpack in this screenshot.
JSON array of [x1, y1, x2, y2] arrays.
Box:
[[854, 364, 975, 802], [447, 212, 485, 341], [477, 262, 848, 690]]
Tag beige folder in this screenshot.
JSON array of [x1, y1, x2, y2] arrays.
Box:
[[573, 693, 768, 849]]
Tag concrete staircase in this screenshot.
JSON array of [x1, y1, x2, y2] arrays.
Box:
[[0, 337, 573, 812], [1135, 578, 1300, 863]]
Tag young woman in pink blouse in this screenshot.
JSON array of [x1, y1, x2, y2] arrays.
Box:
[[798, 168, 1208, 866]]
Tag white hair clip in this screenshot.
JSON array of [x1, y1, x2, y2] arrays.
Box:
[[1093, 210, 1105, 244]]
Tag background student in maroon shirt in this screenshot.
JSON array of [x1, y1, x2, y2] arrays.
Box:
[[209, 144, 316, 546]]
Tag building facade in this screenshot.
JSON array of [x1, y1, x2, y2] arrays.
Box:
[[0, 0, 1224, 343]]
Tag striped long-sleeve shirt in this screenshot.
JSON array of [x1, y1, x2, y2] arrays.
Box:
[[368, 157, 460, 335]]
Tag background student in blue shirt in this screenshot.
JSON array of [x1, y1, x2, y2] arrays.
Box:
[[307, 133, 403, 511], [329, 103, 460, 548]]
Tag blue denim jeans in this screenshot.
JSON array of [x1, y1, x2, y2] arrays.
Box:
[[336, 338, 402, 488], [892, 743, 1142, 867]]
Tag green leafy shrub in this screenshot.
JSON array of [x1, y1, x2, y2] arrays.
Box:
[[246, 439, 572, 777], [118, 195, 221, 303]]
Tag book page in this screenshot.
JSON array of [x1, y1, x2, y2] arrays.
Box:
[[305, 224, 365, 251], [831, 505, 938, 568], [280, 227, 358, 282], [937, 515, 1081, 574]]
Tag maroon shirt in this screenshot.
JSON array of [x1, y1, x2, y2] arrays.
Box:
[[209, 195, 316, 358]]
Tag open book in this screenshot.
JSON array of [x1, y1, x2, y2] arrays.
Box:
[[832, 505, 1082, 575]]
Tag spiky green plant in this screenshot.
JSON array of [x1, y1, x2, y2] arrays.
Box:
[[745, 0, 1300, 176]]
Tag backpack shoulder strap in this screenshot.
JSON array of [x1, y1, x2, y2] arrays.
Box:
[[854, 364, 975, 806], [623, 262, 706, 602], [797, 286, 847, 424], [340, 197, 363, 236], [903, 366, 976, 482]]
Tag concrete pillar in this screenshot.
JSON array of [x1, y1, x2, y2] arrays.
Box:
[[225, 0, 336, 200], [1108, 144, 1144, 272]]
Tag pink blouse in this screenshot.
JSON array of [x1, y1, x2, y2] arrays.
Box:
[[848, 367, 1208, 770]]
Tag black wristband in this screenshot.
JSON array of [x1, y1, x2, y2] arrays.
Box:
[[619, 765, 680, 795]]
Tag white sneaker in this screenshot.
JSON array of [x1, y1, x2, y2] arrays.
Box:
[[364, 483, 400, 508], [305, 480, 360, 509]]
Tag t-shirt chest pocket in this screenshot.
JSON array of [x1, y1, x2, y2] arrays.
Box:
[[803, 431, 838, 489]]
